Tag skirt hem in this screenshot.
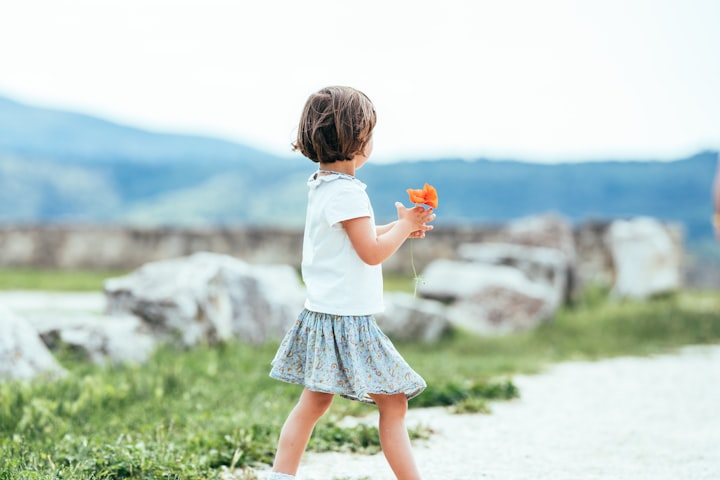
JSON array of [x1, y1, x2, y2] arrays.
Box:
[[269, 371, 426, 405]]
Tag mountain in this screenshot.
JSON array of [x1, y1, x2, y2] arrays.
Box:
[[0, 95, 304, 220], [0, 96, 282, 165], [0, 95, 717, 248], [362, 153, 717, 244]]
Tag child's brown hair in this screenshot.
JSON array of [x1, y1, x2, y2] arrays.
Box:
[[293, 86, 376, 163]]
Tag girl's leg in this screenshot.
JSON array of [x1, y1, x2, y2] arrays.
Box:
[[272, 388, 334, 476], [369, 393, 421, 480]]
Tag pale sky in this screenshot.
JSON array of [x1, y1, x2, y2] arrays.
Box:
[[1, 0, 719, 163]]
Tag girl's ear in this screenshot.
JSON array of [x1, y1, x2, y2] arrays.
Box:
[[362, 136, 374, 158]]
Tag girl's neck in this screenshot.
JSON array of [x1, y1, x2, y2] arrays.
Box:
[[318, 161, 355, 176]]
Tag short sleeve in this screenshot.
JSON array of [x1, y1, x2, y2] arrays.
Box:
[[324, 183, 371, 226]]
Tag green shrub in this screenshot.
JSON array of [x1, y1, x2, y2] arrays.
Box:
[[410, 379, 518, 409]]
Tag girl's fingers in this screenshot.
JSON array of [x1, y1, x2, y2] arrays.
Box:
[[410, 224, 433, 238], [422, 213, 436, 223]]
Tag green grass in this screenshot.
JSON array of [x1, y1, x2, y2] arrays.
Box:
[[382, 273, 417, 293], [1, 271, 719, 479], [0, 268, 128, 291]]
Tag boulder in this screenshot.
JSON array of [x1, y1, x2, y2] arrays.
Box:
[[418, 259, 557, 334], [448, 286, 554, 335], [573, 222, 614, 287], [458, 242, 568, 309], [104, 252, 305, 346], [0, 305, 66, 381], [486, 213, 580, 302], [29, 313, 156, 365], [493, 213, 577, 259], [417, 259, 499, 301], [418, 259, 554, 302], [605, 217, 683, 299], [375, 292, 450, 342]]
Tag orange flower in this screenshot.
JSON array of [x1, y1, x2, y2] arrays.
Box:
[[406, 183, 438, 209]]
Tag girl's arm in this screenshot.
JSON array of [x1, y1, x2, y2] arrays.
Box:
[[377, 221, 429, 239], [376, 222, 396, 235], [343, 203, 434, 266]]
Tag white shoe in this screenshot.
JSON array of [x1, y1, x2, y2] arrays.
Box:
[[268, 473, 295, 480]]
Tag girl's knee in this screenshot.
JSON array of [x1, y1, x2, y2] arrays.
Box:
[[299, 389, 334, 415], [371, 393, 408, 417]]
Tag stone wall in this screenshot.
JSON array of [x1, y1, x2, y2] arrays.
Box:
[[0, 225, 503, 272], [0, 222, 687, 287], [0, 225, 305, 271]]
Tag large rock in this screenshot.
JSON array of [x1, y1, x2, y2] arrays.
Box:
[[447, 287, 555, 335], [375, 293, 450, 342], [458, 242, 568, 309], [29, 313, 156, 365], [490, 213, 576, 259], [0, 305, 66, 381], [605, 217, 683, 299], [104, 252, 305, 346], [574, 222, 615, 287], [0, 291, 153, 366], [486, 214, 580, 303], [418, 259, 557, 334]]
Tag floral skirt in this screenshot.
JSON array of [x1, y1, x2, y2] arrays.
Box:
[[270, 309, 426, 404]]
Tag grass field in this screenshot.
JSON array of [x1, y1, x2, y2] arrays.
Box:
[[1, 269, 719, 479], [0, 268, 128, 291]]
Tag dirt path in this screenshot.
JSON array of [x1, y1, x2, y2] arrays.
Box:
[[261, 345, 720, 480]]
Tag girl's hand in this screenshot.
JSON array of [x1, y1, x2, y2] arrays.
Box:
[[395, 202, 435, 237], [343, 203, 435, 265], [409, 228, 431, 238]]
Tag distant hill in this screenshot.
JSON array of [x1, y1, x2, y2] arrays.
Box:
[[362, 153, 717, 244], [0, 96, 282, 165], [0, 95, 717, 248]]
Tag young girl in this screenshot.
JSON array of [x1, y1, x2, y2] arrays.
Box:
[[268, 86, 435, 480]]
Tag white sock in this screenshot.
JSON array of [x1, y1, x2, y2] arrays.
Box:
[[268, 473, 296, 480]]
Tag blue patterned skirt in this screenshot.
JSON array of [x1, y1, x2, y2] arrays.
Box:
[[270, 309, 426, 404]]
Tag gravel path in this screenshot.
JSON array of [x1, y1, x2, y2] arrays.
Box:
[[276, 345, 720, 480]]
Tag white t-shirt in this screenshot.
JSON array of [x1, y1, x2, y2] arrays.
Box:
[[301, 172, 384, 315]]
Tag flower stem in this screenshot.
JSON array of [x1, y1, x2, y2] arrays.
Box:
[[409, 203, 423, 297], [410, 238, 422, 297]]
